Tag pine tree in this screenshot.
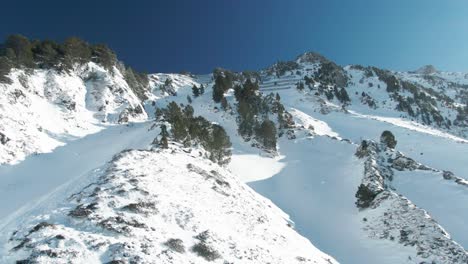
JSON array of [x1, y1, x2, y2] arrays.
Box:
[[159, 124, 169, 149], [221, 97, 228, 111], [192, 84, 200, 97], [206, 124, 232, 165], [0, 57, 12, 83], [62, 37, 92, 66], [32, 40, 60, 69], [380, 130, 397, 148], [199, 84, 205, 94], [4, 34, 34, 68], [187, 95, 192, 104], [212, 75, 225, 103], [257, 119, 277, 150], [296, 81, 305, 91]]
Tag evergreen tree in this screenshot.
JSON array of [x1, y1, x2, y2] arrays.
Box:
[[199, 84, 205, 94], [212, 75, 225, 103], [256, 119, 277, 150], [380, 130, 397, 148], [62, 37, 92, 66], [159, 124, 169, 149], [4, 34, 34, 67], [187, 95, 192, 104], [91, 44, 116, 71], [206, 124, 232, 165], [0, 57, 12, 83], [192, 84, 200, 97], [221, 97, 228, 111], [32, 40, 60, 69], [296, 81, 305, 91]]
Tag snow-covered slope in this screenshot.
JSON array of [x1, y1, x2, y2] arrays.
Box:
[[1, 48, 468, 264], [0, 62, 147, 165], [1, 146, 336, 264], [134, 64, 468, 263]]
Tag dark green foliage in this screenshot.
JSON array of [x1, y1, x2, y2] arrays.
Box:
[[124, 67, 149, 101], [296, 81, 305, 91], [3, 34, 34, 68], [266, 60, 300, 77], [31, 40, 61, 69], [91, 44, 117, 71], [220, 97, 228, 111], [315, 61, 348, 88], [380, 130, 397, 149], [373, 67, 400, 93], [206, 124, 232, 165], [191, 242, 221, 261], [0, 57, 12, 83], [256, 119, 277, 150], [355, 184, 379, 208], [335, 86, 350, 103], [199, 84, 205, 95], [187, 95, 192, 104], [455, 106, 468, 127], [62, 37, 92, 65], [159, 124, 169, 149], [164, 238, 185, 253], [212, 68, 235, 103], [155, 102, 232, 164], [192, 84, 200, 97]]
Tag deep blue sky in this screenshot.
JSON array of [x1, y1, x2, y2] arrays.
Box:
[[2, 0, 468, 73]]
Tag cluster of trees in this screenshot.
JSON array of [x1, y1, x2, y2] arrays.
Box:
[[155, 102, 232, 165], [300, 74, 350, 104], [374, 67, 451, 128], [233, 78, 293, 151], [0, 34, 149, 101], [212, 68, 235, 103], [314, 61, 348, 88], [192, 84, 205, 97], [266, 60, 300, 77], [0, 35, 116, 74]]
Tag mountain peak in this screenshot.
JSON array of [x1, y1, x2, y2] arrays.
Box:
[[414, 65, 438, 75], [296, 51, 330, 64]]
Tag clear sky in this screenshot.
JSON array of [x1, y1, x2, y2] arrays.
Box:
[[2, 0, 468, 74]]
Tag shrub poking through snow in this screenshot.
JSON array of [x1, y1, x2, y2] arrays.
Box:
[[355, 184, 379, 208], [164, 238, 185, 253], [380, 130, 397, 149]]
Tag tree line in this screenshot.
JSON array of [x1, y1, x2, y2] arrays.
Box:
[[0, 34, 149, 101]]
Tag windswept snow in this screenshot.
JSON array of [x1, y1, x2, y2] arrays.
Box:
[[289, 108, 340, 138], [229, 154, 285, 182], [1, 147, 337, 264], [348, 110, 468, 143], [0, 121, 155, 232]]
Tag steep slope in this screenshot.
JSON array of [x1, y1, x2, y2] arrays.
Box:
[[2, 146, 337, 264], [0, 63, 147, 165], [142, 64, 468, 263]]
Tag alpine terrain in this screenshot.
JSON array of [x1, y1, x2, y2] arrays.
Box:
[[0, 35, 467, 263]]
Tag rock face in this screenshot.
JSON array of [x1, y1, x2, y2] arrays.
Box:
[[355, 140, 468, 263], [5, 146, 337, 264]]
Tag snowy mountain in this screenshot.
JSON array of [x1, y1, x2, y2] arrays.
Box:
[[0, 37, 467, 264]]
